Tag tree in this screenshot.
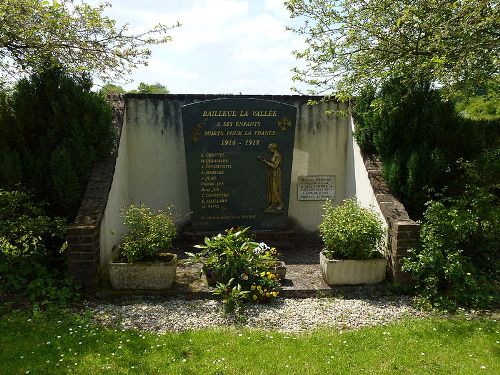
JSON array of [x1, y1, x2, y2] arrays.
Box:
[[0, 68, 114, 218], [286, 0, 499, 98], [0, 0, 179, 82], [99, 83, 126, 96], [128, 82, 169, 94]]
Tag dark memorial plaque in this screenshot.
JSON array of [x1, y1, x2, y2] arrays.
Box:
[[182, 98, 296, 230]]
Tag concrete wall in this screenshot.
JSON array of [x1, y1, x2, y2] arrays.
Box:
[[289, 100, 348, 231], [347, 116, 418, 283], [99, 107, 130, 265], [100, 95, 349, 251], [345, 115, 387, 226]]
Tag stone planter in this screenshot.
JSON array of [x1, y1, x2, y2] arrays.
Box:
[[320, 250, 386, 285], [109, 253, 177, 290]]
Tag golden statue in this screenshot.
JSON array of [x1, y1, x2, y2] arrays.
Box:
[[258, 143, 283, 213]]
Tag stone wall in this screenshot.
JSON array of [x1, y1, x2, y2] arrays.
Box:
[[363, 156, 419, 283], [66, 94, 125, 287]]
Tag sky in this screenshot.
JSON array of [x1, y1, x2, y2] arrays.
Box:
[[90, 0, 309, 94]]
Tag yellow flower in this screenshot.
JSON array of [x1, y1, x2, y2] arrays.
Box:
[[261, 272, 266, 277], [259, 289, 263, 294], [265, 292, 270, 297], [271, 291, 278, 297], [253, 295, 257, 300], [251, 285, 256, 290], [257, 285, 262, 290]]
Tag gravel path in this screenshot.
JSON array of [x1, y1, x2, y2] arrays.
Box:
[[86, 296, 428, 334]]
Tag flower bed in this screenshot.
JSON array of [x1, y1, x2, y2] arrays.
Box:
[[186, 227, 283, 312]]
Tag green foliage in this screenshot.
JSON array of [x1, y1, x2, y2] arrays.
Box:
[[99, 83, 126, 96], [455, 81, 500, 120], [128, 82, 169, 94], [402, 149, 500, 309], [0, 68, 114, 218], [353, 79, 499, 217], [120, 204, 177, 263], [319, 199, 385, 260], [212, 278, 251, 316], [186, 228, 281, 306], [0, 189, 78, 306], [0, 0, 178, 82], [286, 0, 499, 98], [187, 227, 276, 281]]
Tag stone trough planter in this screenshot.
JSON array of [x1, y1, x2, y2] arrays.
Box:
[[320, 250, 386, 285], [109, 253, 177, 290]]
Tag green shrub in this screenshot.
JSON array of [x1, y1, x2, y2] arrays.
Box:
[[120, 204, 177, 262], [353, 78, 498, 218], [319, 199, 385, 260], [402, 149, 499, 309], [0, 189, 78, 306], [0, 68, 114, 219]]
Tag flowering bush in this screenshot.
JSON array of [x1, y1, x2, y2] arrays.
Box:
[[186, 227, 282, 308], [249, 271, 280, 303], [186, 227, 278, 282]]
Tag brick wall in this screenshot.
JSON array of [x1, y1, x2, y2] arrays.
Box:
[[66, 94, 125, 287], [364, 156, 419, 283]]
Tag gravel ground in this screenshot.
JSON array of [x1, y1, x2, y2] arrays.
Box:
[[85, 296, 429, 334]]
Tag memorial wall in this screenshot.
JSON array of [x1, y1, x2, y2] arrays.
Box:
[[99, 95, 349, 264]]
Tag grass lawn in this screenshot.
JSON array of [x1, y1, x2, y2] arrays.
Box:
[[0, 307, 498, 375]]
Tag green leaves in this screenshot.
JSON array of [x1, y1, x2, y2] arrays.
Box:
[[402, 149, 500, 309], [287, 0, 498, 97], [120, 204, 177, 263], [0, 0, 179, 82], [319, 198, 385, 260]]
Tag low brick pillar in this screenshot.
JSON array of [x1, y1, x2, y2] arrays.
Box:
[[67, 225, 100, 286]]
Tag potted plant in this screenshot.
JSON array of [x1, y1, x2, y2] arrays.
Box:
[[319, 198, 386, 285], [186, 227, 282, 306], [186, 227, 278, 286], [109, 204, 177, 290]]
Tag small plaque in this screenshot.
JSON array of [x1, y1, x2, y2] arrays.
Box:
[[297, 175, 335, 201]]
